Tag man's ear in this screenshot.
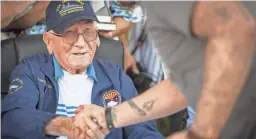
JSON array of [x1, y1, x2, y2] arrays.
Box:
[[96, 37, 100, 47], [43, 32, 53, 54]]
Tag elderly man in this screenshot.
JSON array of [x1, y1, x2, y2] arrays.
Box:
[[1, 1, 163, 139]]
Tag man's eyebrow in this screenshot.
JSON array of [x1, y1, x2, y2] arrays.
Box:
[[81, 24, 94, 29], [64, 28, 75, 33], [64, 24, 81, 32]]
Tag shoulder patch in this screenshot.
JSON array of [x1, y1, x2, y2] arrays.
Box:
[[8, 78, 23, 94]]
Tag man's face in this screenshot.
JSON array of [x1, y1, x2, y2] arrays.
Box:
[[45, 20, 99, 72]]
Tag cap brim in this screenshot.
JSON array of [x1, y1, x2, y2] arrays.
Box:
[[52, 14, 99, 34]]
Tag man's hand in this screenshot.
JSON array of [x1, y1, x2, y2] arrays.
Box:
[[166, 126, 213, 139], [67, 127, 90, 139], [44, 116, 74, 137], [45, 116, 90, 139], [165, 132, 189, 139], [124, 48, 139, 73], [74, 105, 109, 139]]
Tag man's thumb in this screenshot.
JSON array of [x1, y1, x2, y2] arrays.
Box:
[[75, 105, 84, 114], [132, 65, 139, 74]]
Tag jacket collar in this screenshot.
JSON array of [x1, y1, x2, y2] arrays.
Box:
[[40, 54, 112, 102], [52, 54, 97, 81], [91, 60, 112, 102]]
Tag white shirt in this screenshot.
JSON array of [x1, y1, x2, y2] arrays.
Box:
[[56, 70, 94, 139]]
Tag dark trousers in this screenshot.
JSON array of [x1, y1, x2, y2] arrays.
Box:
[[156, 108, 189, 137]]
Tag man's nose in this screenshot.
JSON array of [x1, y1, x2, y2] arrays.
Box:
[[73, 34, 89, 49]]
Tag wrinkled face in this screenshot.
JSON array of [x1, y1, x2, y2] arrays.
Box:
[[44, 20, 100, 73]]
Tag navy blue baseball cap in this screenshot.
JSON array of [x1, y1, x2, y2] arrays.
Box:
[[46, 0, 98, 34]]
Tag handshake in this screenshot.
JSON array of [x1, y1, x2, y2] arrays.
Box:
[[45, 104, 113, 139]]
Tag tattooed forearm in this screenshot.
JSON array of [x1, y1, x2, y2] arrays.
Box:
[[127, 100, 147, 116], [142, 98, 158, 112], [126, 99, 158, 116]]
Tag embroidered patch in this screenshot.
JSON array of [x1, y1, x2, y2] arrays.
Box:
[[8, 78, 23, 94], [37, 78, 52, 88], [56, 0, 85, 17], [102, 90, 121, 108]]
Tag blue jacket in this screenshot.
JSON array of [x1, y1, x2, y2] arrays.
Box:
[[1, 54, 163, 139]]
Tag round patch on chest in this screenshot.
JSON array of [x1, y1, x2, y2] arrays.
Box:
[[102, 90, 121, 108]]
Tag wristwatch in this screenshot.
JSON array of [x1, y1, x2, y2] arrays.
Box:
[[105, 108, 115, 131]]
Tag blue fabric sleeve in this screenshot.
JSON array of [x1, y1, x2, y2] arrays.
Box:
[[1, 61, 56, 139]]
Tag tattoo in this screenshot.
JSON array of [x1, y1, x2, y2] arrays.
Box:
[[192, 2, 255, 37], [111, 108, 117, 122], [127, 100, 147, 116], [142, 98, 158, 112], [214, 7, 229, 21]]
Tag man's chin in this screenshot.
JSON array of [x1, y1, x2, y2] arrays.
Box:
[[73, 65, 87, 69], [70, 63, 90, 71], [67, 59, 92, 71]]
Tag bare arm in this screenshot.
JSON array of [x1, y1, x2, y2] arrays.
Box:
[[111, 1, 256, 135], [99, 17, 133, 39], [99, 17, 139, 72], [1, 1, 34, 29], [112, 79, 187, 128], [118, 32, 129, 48], [190, 1, 256, 138], [4, 1, 49, 30], [112, 17, 134, 38]]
